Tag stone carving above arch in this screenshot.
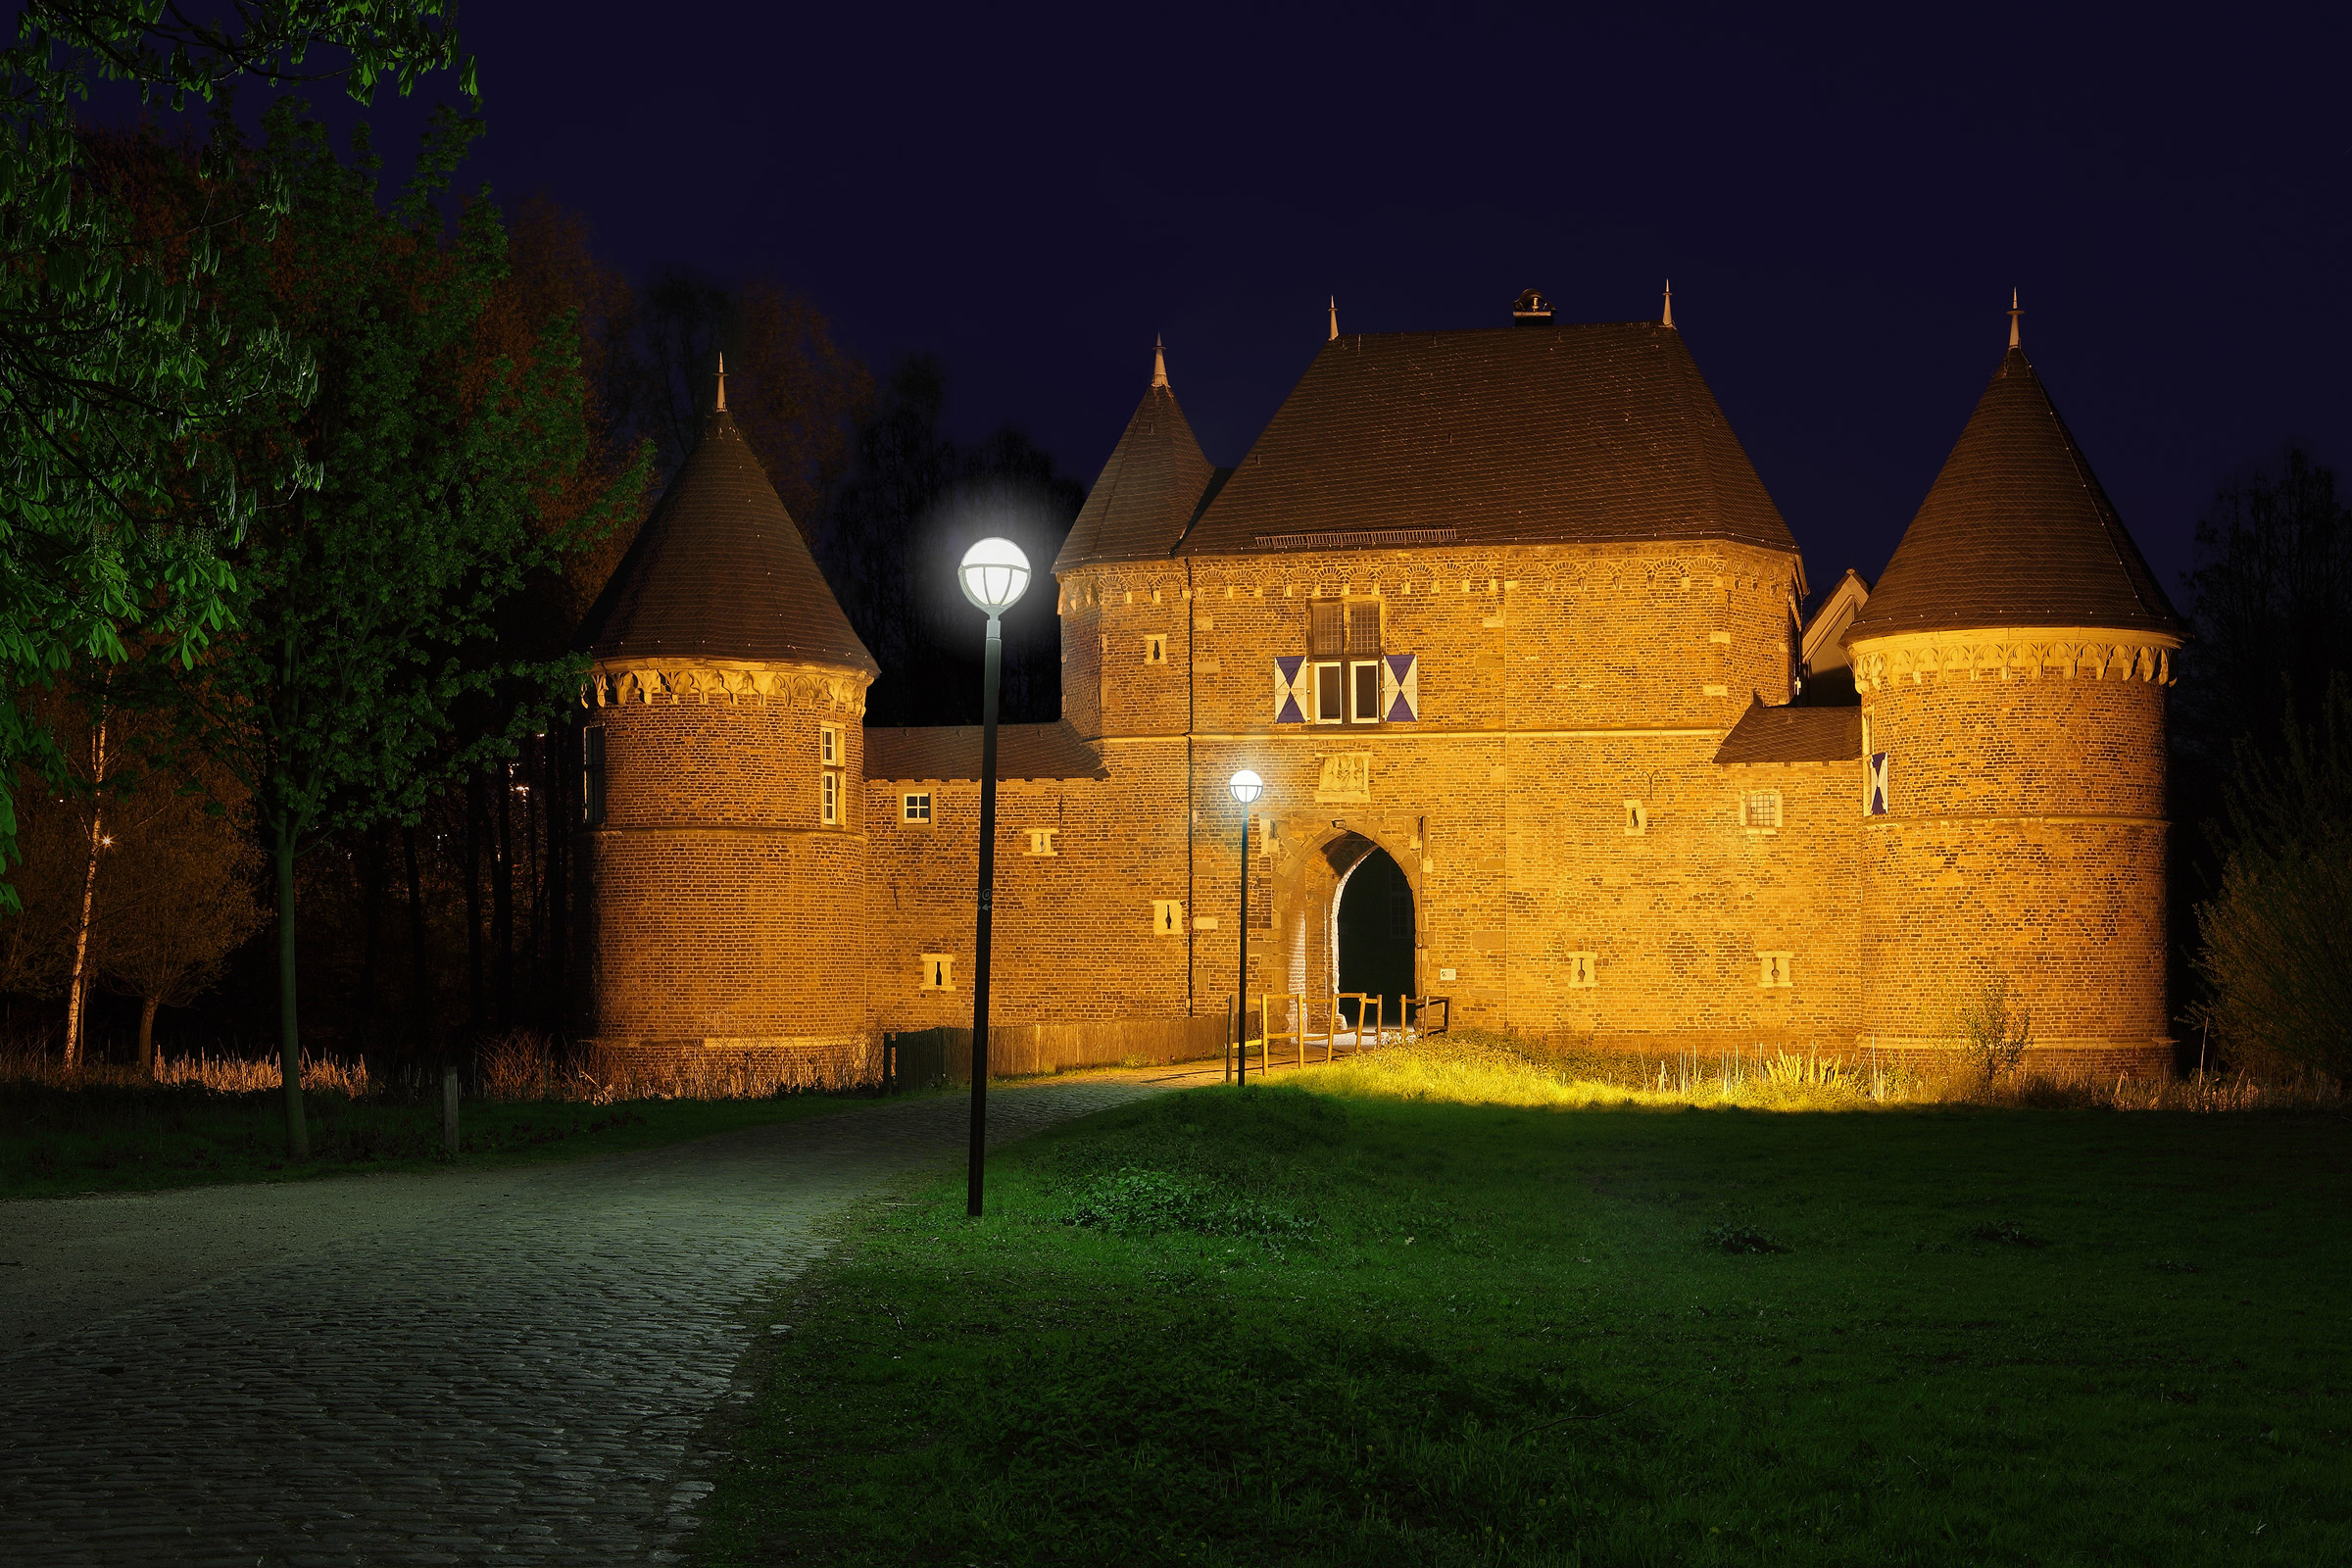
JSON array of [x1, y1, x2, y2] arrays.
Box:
[[1847, 627, 2179, 691], [580, 660, 870, 714]]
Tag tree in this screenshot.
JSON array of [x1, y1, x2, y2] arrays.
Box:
[[0, 3, 468, 892], [812, 356, 1082, 726], [609, 267, 869, 524], [2175, 446, 2352, 777], [137, 101, 642, 1155], [2192, 678, 2352, 1081], [91, 755, 266, 1074]]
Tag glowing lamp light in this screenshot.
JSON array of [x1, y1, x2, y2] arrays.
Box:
[[1227, 768, 1264, 806], [957, 537, 1031, 615]]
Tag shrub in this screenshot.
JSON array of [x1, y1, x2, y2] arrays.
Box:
[[1957, 978, 2033, 1081]]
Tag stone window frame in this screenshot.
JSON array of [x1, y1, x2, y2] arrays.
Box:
[[919, 953, 955, 991], [1565, 951, 1598, 988], [1308, 601, 1385, 728], [821, 768, 841, 827], [819, 721, 843, 767], [1143, 634, 1167, 664], [1152, 899, 1183, 935], [1756, 951, 1794, 989], [1025, 828, 1060, 857], [1740, 788, 1783, 834], [1622, 799, 1647, 837], [902, 791, 933, 825]]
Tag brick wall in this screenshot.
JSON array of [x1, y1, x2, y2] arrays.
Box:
[[1855, 656, 2171, 1060]]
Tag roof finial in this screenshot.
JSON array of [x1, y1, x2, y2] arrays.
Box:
[[1662, 280, 1674, 330], [2007, 288, 2022, 349], [1328, 296, 1339, 341], [1151, 334, 1167, 388], [714, 351, 727, 413]]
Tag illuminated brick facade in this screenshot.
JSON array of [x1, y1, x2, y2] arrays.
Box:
[[582, 306, 2180, 1079]]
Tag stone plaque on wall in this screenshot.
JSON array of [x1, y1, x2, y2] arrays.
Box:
[[1315, 752, 1373, 804]]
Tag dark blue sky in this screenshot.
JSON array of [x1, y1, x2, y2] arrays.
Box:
[[290, 4, 2352, 601]]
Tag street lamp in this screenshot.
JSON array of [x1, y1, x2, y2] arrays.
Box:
[[958, 536, 1030, 1217], [1227, 768, 1264, 1084]]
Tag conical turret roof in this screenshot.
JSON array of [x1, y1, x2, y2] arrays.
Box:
[[1846, 344, 2178, 641], [1054, 343, 1219, 573], [581, 407, 877, 674]]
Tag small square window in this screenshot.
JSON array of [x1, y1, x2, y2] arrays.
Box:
[[1144, 634, 1166, 664], [902, 792, 932, 824], [1025, 828, 1060, 857], [1152, 899, 1183, 934], [1756, 951, 1794, 989], [1565, 951, 1598, 989], [1622, 799, 1646, 836], [919, 954, 955, 991], [819, 722, 842, 767], [1740, 790, 1782, 832]]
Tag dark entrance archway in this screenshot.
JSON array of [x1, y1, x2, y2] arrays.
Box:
[[1334, 847, 1414, 1030]]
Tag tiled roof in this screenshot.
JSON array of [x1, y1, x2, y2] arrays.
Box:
[[1053, 379, 1217, 573], [580, 410, 877, 672], [864, 720, 1109, 781], [1175, 323, 1795, 557], [1846, 347, 2180, 641], [1712, 700, 1863, 764]]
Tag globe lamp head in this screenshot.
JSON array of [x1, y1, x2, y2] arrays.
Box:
[[957, 537, 1031, 615], [1227, 768, 1264, 806]]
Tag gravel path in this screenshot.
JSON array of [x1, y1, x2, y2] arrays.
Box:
[[0, 1069, 1209, 1566]]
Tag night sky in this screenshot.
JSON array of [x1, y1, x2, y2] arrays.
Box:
[[282, 5, 2352, 602]]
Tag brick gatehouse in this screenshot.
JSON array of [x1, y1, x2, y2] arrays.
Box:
[[573, 290, 2180, 1083]]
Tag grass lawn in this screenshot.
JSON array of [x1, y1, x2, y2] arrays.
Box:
[[698, 1056, 2352, 1566], [0, 1081, 875, 1199]]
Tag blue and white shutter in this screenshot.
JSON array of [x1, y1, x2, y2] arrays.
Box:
[[1379, 654, 1419, 721], [1273, 656, 1307, 724], [1865, 752, 1889, 816]]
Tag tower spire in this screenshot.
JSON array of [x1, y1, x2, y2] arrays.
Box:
[[1328, 296, 1339, 341], [1151, 335, 1167, 388], [714, 351, 727, 413], [2007, 288, 2022, 348], [1662, 280, 1674, 330]]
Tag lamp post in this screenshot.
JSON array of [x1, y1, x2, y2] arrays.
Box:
[[1227, 769, 1264, 1084], [957, 536, 1030, 1218]]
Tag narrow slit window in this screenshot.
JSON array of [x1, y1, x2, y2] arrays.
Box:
[[1144, 634, 1166, 664], [1565, 952, 1598, 989], [919, 954, 955, 990], [581, 725, 607, 828], [1623, 799, 1647, 836], [819, 722, 841, 767]]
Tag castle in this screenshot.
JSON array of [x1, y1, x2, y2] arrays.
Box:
[[574, 290, 2180, 1081]]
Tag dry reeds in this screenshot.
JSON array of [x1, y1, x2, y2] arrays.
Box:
[[1292, 1031, 2345, 1114]]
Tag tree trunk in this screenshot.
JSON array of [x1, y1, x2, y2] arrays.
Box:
[[275, 826, 310, 1159], [546, 728, 568, 1041], [63, 714, 107, 1071], [493, 761, 514, 1029], [136, 994, 159, 1078], [405, 824, 431, 1062], [465, 770, 485, 1033], [523, 737, 543, 1026], [355, 826, 384, 1059]]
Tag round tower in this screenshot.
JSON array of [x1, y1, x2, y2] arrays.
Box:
[[575, 365, 880, 1083], [1845, 310, 2180, 1075]]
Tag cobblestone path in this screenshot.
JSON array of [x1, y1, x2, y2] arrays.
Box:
[[0, 1072, 1202, 1566]]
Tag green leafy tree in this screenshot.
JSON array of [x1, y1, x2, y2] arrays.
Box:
[[0, 2, 467, 896], [137, 101, 642, 1155]]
